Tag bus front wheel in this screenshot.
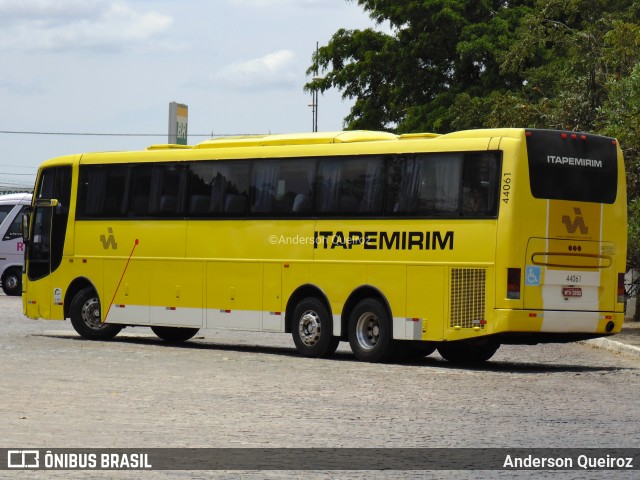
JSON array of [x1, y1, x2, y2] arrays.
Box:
[[437, 340, 500, 363], [291, 297, 340, 358], [151, 326, 199, 343], [69, 287, 122, 340], [348, 298, 397, 363]]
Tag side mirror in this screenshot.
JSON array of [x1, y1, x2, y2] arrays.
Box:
[[21, 208, 32, 243], [35, 198, 59, 208]]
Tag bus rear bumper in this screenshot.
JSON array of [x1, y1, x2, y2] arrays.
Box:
[[494, 309, 624, 338]]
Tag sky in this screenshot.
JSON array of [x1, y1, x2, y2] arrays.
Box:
[[0, 0, 379, 191]]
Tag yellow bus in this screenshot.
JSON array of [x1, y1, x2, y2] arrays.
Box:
[[22, 128, 627, 363]]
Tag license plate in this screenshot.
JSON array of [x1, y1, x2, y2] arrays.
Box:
[[563, 287, 582, 297]]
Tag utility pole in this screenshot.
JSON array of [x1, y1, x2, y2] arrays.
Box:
[[310, 42, 321, 132]]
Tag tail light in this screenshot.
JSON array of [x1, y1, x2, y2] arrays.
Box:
[[507, 268, 521, 300], [618, 273, 625, 304]]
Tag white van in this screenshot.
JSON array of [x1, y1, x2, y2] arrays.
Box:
[[0, 193, 32, 296]]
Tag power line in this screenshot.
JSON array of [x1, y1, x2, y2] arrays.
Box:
[[0, 130, 264, 137], [0, 181, 33, 187], [0, 164, 36, 169]]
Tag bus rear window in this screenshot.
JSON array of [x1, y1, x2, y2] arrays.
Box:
[[526, 129, 618, 204]]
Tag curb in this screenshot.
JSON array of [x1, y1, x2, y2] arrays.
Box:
[[582, 337, 640, 358]]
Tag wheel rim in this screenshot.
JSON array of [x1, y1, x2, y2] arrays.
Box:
[[298, 310, 321, 346], [355, 312, 380, 350], [80, 297, 103, 330], [5, 274, 18, 290]]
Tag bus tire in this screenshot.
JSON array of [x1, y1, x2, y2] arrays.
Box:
[[69, 287, 122, 340], [348, 298, 397, 363], [1, 267, 22, 296], [396, 341, 437, 360], [437, 340, 500, 364], [291, 297, 340, 358], [151, 326, 199, 343]]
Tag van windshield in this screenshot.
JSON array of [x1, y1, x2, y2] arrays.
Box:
[[0, 205, 13, 224]]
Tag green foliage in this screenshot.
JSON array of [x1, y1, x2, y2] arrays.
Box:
[[600, 62, 640, 267], [628, 197, 640, 268], [307, 0, 639, 134], [306, 0, 531, 132], [598, 63, 640, 198]]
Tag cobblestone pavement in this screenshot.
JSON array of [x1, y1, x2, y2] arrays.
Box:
[[1, 294, 639, 479]]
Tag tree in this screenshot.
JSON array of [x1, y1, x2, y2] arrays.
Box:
[[306, 0, 532, 132], [452, 1, 640, 132], [599, 62, 640, 319], [307, 0, 640, 137], [598, 63, 640, 199]]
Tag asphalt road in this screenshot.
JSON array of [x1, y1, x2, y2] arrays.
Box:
[[1, 294, 639, 479]]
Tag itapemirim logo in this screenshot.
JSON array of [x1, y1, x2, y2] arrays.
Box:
[[562, 207, 589, 235], [100, 228, 118, 250]]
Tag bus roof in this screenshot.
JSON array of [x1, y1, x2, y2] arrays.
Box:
[[191, 130, 401, 149], [41, 128, 545, 167]]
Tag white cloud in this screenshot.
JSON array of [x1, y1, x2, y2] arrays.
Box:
[[0, 0, 173, 52], [212, 50, 299, 91], [0, 0, 102, 21]]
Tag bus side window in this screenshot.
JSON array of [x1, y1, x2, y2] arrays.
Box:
[[250, 158, 316, 215], [150, 164, 186, 217], [387, 153, 463, 216], [461, 153, 499, 217], [188, 161, 250, 217], [77, 165, 128, 219], [316, 156, 384, 215], [252, 160, 279, 213]]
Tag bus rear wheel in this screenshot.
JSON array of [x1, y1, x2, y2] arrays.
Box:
[[348, 298, 397, 363], [291, 297, 340, 358], [1, 267, 22, 296], [69, 287, 122, 340], [396, 341, 437, 360], [151, 326, 199, 343], [437, 340, 500, 363]]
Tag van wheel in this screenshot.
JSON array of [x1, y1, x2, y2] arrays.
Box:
[[151, 326, 199, 343], [291, 297, 340, 358], [69, 287, 122, 340], [348, 298, 396, 363], [437, 341, 500, 363], [1, 267, 21, 296]]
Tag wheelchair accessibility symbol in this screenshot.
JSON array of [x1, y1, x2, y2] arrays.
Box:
[[525, 266, 541, 286]]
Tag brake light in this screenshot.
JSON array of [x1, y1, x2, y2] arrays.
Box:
[[507, 268, 521, 300], [618, 273, 625, 304], [559, 132, 588, 140]]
